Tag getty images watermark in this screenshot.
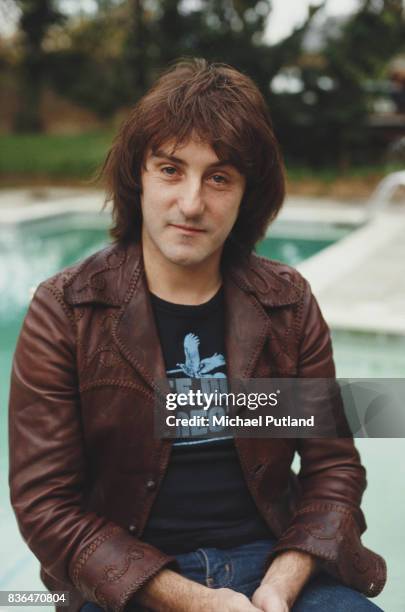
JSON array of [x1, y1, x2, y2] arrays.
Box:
[[164, 387, 314, 429], [153, 378, 405, 440]]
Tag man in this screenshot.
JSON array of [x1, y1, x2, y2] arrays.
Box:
[[9, 58, 386, 611]]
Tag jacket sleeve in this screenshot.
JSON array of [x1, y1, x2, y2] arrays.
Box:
[[267, 280, 387, 598], [9, 282, 175, 612]]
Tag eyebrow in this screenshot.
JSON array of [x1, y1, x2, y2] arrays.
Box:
[[151, 149, 233, 169]]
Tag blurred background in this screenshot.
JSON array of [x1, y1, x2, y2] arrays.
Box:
[[1, 1, 405, 611], [1, 0, 405, 189]]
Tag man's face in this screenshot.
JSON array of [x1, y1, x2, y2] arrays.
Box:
[[139, 136, 246, 269]]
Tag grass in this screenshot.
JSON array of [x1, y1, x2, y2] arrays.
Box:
[[286, 162, 404, 183], [0, 131, 114, 183]]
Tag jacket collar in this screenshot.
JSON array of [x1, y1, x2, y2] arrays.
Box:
[[63, 242, 302, 390], [63, 242, 301, 309], [228, 255, 301, 308], [64, 243, 139, 307]]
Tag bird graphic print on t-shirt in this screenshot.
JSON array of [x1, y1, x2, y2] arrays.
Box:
[[166, 332, 229, 445], [166, 333, 226, 378]]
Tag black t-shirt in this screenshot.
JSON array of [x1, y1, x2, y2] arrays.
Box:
[[141, 288, 271, 554]]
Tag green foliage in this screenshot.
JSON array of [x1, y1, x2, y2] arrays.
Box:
[[13, 0, 65, 131], [38, 0, 319, 116], [45, 11, 130, 117], [17, 0, 63, 46], [0, 132, 113, 178], [276, 0, 405, 167]]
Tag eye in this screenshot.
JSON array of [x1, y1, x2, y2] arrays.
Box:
[[211, 174, 228, 184], [161, 166, 178, 176]]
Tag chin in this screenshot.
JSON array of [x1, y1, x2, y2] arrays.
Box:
[[169, 253, 207, 267], [164, 245, 212, 267]]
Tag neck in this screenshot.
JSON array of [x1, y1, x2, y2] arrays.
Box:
[[142, 243, 222, 306]]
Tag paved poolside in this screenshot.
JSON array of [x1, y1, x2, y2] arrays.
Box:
[[297, 207, 405, 335]]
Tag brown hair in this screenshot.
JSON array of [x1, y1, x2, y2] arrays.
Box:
[[102, 57, 285, 257]]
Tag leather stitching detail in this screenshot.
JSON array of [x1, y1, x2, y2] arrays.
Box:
[[94, 544, 145, 605], [295, 503, 356, 516], [79, 378, 155, 396], [242, 295, 269, 378], [72, 525, 121, 587], [42, 283, 77, 328]]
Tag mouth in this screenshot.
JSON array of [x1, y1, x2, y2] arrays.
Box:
[[169, 223, 206, 234]]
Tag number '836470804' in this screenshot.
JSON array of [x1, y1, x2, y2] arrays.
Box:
[[0, 591, 69, 606]]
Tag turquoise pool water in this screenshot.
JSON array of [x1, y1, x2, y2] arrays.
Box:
[[257, 235, 335, 265], [1, 216, 404, 611]]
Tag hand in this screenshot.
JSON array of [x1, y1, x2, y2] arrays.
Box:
[[207, 587, 262, 612], [251, 584, 289, 612], [133, 569, 261, 612], [251, 549, 318, 611]]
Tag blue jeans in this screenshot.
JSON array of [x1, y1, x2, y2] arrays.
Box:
[[80, 538, 383, 611]]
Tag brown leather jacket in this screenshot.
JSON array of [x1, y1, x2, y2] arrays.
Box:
[[9, 242, 386, 612]]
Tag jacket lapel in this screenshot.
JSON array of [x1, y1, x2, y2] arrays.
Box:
[[112, 249, 169, 397], [224, 272, 270, 380], [223, 255, 302, 381]]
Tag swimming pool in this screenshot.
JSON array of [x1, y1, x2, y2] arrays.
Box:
[[1, 214, 403, 611]]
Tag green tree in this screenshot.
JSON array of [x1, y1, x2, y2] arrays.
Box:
[[152, 0, 321, 90], [325, 0, 405, 167], [41, 0, 320, 120], [13, 0, 64, 131], [45, 5, 130, 117], [121, 0, 151, 99], [278, 0, 405, 167]]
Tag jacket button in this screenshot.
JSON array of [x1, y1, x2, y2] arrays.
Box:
[[146, 479, 156, 491], [253, 464, 264, 477], [128, 524, 137, 534]]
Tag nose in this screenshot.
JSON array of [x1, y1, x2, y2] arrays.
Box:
[[177, 178, 205, 218]]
